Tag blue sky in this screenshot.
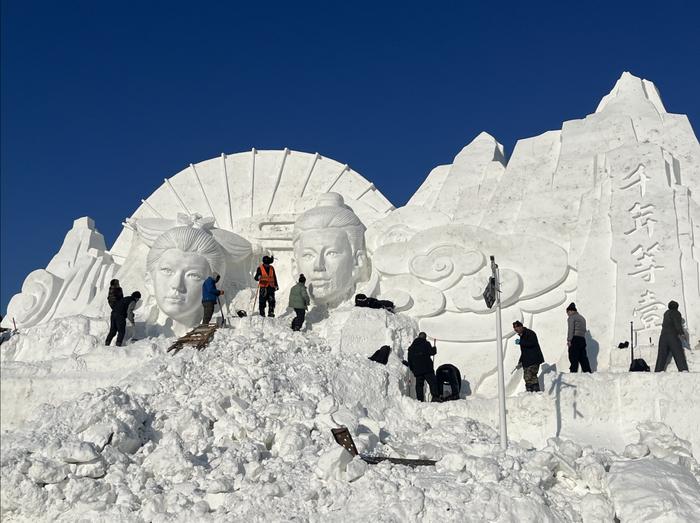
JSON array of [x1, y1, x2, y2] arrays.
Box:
[[2, 0, 699, 311]]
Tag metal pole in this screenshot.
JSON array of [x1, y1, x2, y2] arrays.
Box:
[[491, 256, 508, 450]]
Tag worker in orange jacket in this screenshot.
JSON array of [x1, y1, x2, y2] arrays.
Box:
[[254, 255, 279, 317]]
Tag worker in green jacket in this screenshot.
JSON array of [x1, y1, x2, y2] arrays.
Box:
[[288, 274, 310, 331]]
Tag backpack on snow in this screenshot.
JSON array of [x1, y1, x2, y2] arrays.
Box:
[[627, 321, 650, 372], [435, 364, 462, 401]]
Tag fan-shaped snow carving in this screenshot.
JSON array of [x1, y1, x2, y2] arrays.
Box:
[[110, 149, 394, 263]]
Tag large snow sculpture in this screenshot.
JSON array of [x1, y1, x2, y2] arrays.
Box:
[[124, 214, 252, 335], [292, 193, 370, 307]]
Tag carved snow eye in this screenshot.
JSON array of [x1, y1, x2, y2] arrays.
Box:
[[186, 271, 203, 280], [303, 252, 315, 260], [160, 266, 174, 276], [326, 250, 339, 258]]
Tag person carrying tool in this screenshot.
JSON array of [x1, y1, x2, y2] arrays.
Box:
[[106, 291, 141, 347], [254, 255, 279, 317], [407, 332, 440, 402], [201, 273, 224, 325]]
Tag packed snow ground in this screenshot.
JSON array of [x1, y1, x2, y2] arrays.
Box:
[[1, 315, 700, 522]]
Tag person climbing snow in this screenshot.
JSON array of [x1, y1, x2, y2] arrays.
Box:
[[202, 273, 224, 325], [513, 320, 545, 392], [654, 300, 689, 372], [254, 255, 278, 317], [288, 274, 310, 331], [105, 291, 141, 347], [566, 303, 592, 373], [107, 279, 123, 310], [407, 332, 440, 402]]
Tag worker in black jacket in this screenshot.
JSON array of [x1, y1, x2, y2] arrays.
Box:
[[407, 332, 440, 402], [654, 301, 689, 372], [513, 321, 545, 392], [106, 291, 141, 347]]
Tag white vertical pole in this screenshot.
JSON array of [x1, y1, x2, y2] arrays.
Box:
[[491, 255, 508, 450]]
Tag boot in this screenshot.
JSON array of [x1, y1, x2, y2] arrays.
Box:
[[532, 383, 541, 392]]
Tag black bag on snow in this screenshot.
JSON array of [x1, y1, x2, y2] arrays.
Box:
[[629, 359, 650, 372], [435, 364, 462, 400], [354, 294, 395, 313]]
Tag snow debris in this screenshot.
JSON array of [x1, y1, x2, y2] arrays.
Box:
[[1, 316, 699, 521]]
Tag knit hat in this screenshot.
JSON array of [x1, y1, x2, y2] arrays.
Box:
[[212, 272, 220, 282], [566, 302, 577, 312], [668, 300, 679, 310], [299, 274, 306, 283]]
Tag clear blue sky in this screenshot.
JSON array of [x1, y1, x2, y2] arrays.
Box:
[[2, 0, 699, 312]]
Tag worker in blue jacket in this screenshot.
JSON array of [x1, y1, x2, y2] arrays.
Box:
[[202, 273, 224, 325]]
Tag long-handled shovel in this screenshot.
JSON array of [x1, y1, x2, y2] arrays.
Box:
[[217, 296, 228, 327]]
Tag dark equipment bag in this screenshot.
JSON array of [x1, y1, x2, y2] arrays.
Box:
[[435, 363, 462, 400], [354, 294, 395, 313], [630, 359, 650, 372]]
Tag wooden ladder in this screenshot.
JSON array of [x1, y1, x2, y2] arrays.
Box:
[[166, 324, 220, 356]]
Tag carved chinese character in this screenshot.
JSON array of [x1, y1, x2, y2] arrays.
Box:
[[625, 202, 657, 238], [620, 164, 650, 197]]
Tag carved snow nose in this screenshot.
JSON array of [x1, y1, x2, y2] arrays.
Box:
[[171, 272, 186, 293], [314, 253, 326, 272]]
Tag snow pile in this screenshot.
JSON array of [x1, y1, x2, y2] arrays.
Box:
[[1, 316, 699, 521]]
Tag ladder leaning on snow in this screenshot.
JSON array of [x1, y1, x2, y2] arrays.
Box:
[[331, 427, 436, 467], [166, 324, 219, 356]]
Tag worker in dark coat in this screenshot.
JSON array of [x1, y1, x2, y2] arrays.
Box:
[[254, 256, 279, 317], [654, 300, 689, 372], [513, 321, 545, 392], [407, 332, 440, 402], [106, 291, 141, 347], [201, 273, 224, 325], [107, 279, 124, 310]]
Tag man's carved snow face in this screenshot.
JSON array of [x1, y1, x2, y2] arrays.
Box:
[[294, 228, 358, 306], [149, 248, 210, 325]]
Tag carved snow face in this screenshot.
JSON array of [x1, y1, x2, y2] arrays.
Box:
[[149, 248, 211, 325], [294, 228, 358, 306]]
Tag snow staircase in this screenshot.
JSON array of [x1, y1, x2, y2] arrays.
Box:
[[166, 324, 219, 356]]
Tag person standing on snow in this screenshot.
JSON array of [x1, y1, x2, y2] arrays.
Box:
[[288, 274, 310, 331], [513, 321, 545, 392], [566, 303, 592, 373], [106, 291, 141, 347], [254, 255, 279, 317], [407, 332, 440, 402], [654, 300, 689, 372], [201, 273, 224, 325], [107, 279, 124, 310]]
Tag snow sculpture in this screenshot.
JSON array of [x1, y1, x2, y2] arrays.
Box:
[[128, 214, 252, 335], [2, 217, 117, 328], [292, 193, 370, 307]]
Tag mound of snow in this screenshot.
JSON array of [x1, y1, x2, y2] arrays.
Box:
[[1, 316, 699, 521]]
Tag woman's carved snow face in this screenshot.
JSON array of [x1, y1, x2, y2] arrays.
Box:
[[294, 229, 358, 306], [149, 248, 210, 325]]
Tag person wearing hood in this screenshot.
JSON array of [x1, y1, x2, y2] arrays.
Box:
[[288, 274, 310, 331], [107, 279, 124, 310], [106, 291, 141, 347], [654, 300, 689, 372], [202, 273, 224, 325]]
